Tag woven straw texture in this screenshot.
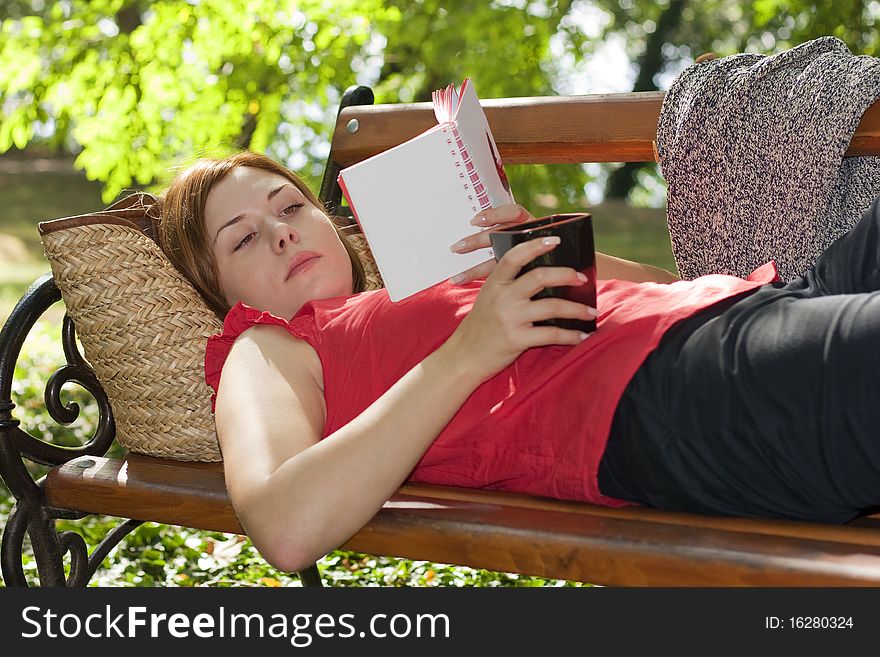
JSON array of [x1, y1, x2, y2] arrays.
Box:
[[41, 215, 383, 462], [43, 223, 225, 461]]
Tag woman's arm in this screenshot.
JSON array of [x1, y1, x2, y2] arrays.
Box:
[[216, 236, 593, 574], [595, 252, 680, 283], [450, 204, 681, 284], [216, 324, 484, 573]]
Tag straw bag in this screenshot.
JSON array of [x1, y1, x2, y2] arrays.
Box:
[[39, 193, 383, 462]]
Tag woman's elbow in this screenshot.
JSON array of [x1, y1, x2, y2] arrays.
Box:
[[229, 478, 327, 573], [247, 523, 322, 574], [232, 496, 321, 573]]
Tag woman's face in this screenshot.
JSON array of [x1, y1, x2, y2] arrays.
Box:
[[205, 166, 354, 319]]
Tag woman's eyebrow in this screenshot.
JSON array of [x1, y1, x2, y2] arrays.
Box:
[[213, 184, 290, 245]]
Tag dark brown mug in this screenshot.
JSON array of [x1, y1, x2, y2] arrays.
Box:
[[489, 212, 596, 333]]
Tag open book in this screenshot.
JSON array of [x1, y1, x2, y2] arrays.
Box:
[[337, 79, 514, 302]]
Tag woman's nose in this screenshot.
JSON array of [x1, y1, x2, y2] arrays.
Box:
[[271, 222, 299, 254]]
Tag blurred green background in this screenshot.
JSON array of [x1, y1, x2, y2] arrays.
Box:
[[1, 0, 877, 586]]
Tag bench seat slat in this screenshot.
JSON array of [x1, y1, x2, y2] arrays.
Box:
[[329, 92, 880, 166], [45, 455, 880, 586]]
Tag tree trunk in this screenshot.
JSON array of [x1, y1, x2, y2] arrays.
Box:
[[116, 2, 142, 34], [605, 0, 687, 200]]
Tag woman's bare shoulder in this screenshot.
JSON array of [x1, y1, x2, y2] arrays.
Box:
[[232, 323, 324, 391], [214, 323, 327, 487]]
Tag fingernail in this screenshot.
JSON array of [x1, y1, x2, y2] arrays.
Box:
[[579, 332, 590, 341], [542, 236, 561, 246], [585, 306, 597, 318], [450, 273, 466, 284], [576, 272, 588, 283], [470, 215, 486, 226], [450, 240, 466, 253]]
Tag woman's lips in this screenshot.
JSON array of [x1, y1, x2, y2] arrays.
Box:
[[286, 254, 321, 279]]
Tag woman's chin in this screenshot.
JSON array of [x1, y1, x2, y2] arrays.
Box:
[[300, 277, 354, 302]]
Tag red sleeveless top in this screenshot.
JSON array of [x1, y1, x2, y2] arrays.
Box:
[[205, 262, 778, 507]]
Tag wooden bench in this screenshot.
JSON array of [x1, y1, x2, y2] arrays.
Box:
[[3, 87, 880, 587]]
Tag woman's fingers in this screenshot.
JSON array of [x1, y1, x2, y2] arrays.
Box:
[[470, 203, 530, 228], [449, 204, 531, 255], [449, 258, 497, 284], [514, 263, 588, 299], [452, 234, 556, 285], [521, 296, 597, 325], [490, 235, 562, 283], [524, 325, 593, 347]]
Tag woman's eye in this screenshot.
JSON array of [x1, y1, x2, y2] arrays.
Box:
[[282, 202, 304, 215], [234, 233, 255, 251]]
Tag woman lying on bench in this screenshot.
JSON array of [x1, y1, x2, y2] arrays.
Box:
[[156, 150, 880, 574]]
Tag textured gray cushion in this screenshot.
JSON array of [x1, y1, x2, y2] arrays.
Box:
[[657, 36, 880, 281]]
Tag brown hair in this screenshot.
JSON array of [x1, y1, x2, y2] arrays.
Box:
[[156, 151, 367, 319]]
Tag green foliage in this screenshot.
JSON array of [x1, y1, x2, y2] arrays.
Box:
[[0, 0, 596, 208], [597, 0, 877, 63], [0, 0, 386, 201], [0, 318, 590, 587], [3, 1, 876, 207]]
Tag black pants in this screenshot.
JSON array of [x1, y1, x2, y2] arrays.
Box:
[[598, 196, 880, 523]]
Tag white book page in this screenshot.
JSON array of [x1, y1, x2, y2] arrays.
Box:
[[453, 81, 514, 208], [339, 127, 492, 302]]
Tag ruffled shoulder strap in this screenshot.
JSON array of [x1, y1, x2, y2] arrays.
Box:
[[204, 301, 317, 410]]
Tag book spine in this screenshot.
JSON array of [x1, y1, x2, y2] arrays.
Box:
[[441, 123, 491, 213]]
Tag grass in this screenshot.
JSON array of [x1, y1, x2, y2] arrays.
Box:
[[0, 155, 107, 325], [0, 158, 675, 587], [591, 199, 676, 272]]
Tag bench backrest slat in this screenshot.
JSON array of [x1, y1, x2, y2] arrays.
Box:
[[330, 91, 880, 167]]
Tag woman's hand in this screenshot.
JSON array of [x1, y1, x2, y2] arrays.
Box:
[[444, 235, 596, 384], [450, 203, 682, 285], [448, 204, 533, 283]]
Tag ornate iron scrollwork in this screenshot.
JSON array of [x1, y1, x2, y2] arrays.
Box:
[[0, 274, 141, 586]]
